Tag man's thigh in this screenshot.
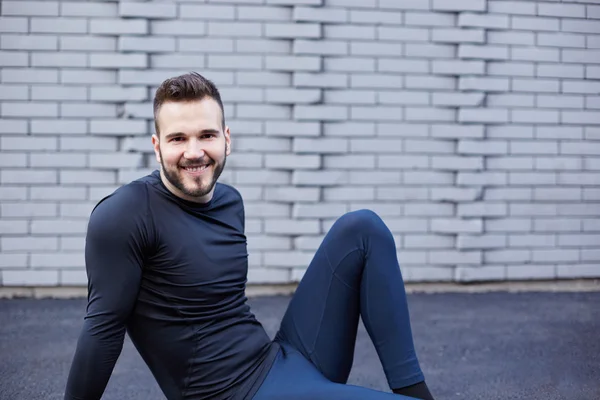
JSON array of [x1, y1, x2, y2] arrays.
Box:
[[252, 343, 416, 400]]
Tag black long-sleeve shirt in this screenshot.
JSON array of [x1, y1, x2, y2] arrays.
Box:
[[64, 170, 279, 400]]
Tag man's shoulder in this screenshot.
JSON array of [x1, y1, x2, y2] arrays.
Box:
[[216, 182, 244, 204], [91, 180, 149, 221]]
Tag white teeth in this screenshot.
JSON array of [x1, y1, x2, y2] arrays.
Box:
[[184, 165, 208, 172]]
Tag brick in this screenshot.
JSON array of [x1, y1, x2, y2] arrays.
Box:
[[209, 22, 262, 38], [557, 264, 600, 279], [351, 74, 402, 89], [238, 6, 291, 21], [1, 34, 57, 51], [265, 121, 320, 137], [2, 1, 59, 16], [236, 39, 292, 54], [431, 125, 484, 139], [405, 43, 454, 58], [432, 156, 483, 171], [31, 17, 87, 34], [488, 124, 535, 138], [350, 10, 403, 25], [563, 19, 600, 34], [432, 60, 485, 75], [563, 80, 600, 95], [235, 137, 291, 153], [349, 171, 401, 185], [512, 47, 559, 62], [294, 72, 348, 89], [31, 219, 87, 235], [533, 249, 579, 263], [0, 253, 28, 268], [89, 153, 143, 169], [265, 187, 320, 203], [487, 157, 534, 170], [326, 90, 376, 105], [295, 138, 348, 153], [589, 5, 600, 19], [485, 188, 532, 201], [237, 104, 291, 120], [247, 235, 292, 252], [512, 16, 559, 32], [90, 18, 147, 35], [562, 110, 600, 124], [245, 202, 290, 218], [293, 170, 348, 185], [30, 85, 85, 101], [536, 64, 584, 79], [60, 2, 116, 17], [458, 171, 508, 186], [538, 95, 583, 109], [60, 36, 116, 51], [351, 106, 404, 121], [266, 23, 320, 39], [460, 76, 509, 92], [295, 40, 348, 56], [2, 102, 58, 118], [404, 171, 454, 185], [179, 4, 235, 20], [563, 49, 600, 64], [267, 0, 322, 5], [407, 107, 456, 122], [61, 69, 116, 84], [0, 153, 26, 168], [119, 36, 175, 52], [508, 234, 556, 247], [539, 3, 585, 18], [534, 188, 582, 202], [489, 31, 535, 46], [264, 251, 315, 268], [0, 84, 27, 100], [535, 157, 582, 171], [404, 202, 454, 217], [487, 94, 535, 108], [557, 202, 600, 216], [265, 219, 320, 235], [488, 61, 534, 77], [60, 137, 117, 151], [378, 186, 428, 200], [0, 17, 28, 33], [0, 119, 27, 135], [406, 76, 456, 90], [2, 270, 59, 286], [488, 1, 536, 15], [329, 0, 376, 7], [30, 119, 85, 136], [486, 219, 532, 233], [404, 235, 454, 250], [89, 53, 147, 68], [458, 44, 509, 60], [237, 72, 291, 87], [60, 170, 115, 185], [405, 11, 455, 27], [324, 187, 375, 201], [293, 203, 348, 219], [266, 55, 320, 72], [293, 6, 347, 23], [459, 13, 508, 29], [378, 27, 428, 42], [430, 187, 480, 202], [350, 42, 405, 57], [511, 78, 560, 93], [380, 91, 429, 105], [537, 33, 586, 49], [2, 235, 59, 251], [459, 108, 509, 123], [265, 154, 320, 169], [509, 172, 557, 185], [0, 51, 27, 67], [295, 105, 348, 121], [433, 0, 485, 11], [583, 219, 600, 231], [31, 52, 87, 68], [385, 219, 428, 234], [431, 251, 482, 265], [119, 1, 175, 18], [458, 234, 507, 250], [433, 28, 485, 44], [377, 0, 428, 10], [324, 154, 376, 169], [506, 265, 554, 280], [60, 103, 116, 118], [1, 135, 57, 151]]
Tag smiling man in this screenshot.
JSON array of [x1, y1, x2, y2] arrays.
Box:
[[64, 72, 435, 400]]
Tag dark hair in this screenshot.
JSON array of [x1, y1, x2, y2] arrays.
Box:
[[153, 72, 225, 136]]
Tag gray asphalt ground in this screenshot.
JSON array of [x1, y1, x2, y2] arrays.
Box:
[[1, 291, 599, 400]]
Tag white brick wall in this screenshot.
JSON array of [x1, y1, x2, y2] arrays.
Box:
[[1, 0, 599, 288]]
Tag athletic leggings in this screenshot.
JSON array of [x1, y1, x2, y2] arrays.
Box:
[[251, 209, 424, 400]]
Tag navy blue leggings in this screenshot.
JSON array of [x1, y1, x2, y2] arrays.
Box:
[[252, 210, 424, 400]]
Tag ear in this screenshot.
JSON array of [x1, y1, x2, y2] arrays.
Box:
[[152, 134, 161, 164], [224, 126, 231, 156]]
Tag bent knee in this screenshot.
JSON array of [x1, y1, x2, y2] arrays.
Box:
[[333, 209, 387, 237]]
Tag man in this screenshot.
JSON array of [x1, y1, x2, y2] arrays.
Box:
[[64, 72, 435, 400]]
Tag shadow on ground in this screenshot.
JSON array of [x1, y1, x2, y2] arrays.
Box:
[[1, 291, 599, 400]]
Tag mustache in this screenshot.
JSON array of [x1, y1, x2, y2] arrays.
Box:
[[179, 158, 213, 167]]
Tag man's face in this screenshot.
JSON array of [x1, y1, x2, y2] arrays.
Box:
[[152, 97, 231, 203]]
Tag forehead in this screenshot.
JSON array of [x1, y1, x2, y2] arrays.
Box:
[[157, 98, 222, 132]]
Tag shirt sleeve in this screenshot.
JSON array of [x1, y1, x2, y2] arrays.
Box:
[[64, 183, 151, 400]]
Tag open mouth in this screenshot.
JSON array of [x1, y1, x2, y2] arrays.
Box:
[[181, 164, 210, 175]]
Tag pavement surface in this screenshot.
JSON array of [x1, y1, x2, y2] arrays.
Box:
[[1, 291, 599, 400]]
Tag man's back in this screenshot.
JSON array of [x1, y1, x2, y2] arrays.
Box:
[[65, 170, 278, 400]]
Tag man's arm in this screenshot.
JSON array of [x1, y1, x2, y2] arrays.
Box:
[[64, 184, 150, 400]]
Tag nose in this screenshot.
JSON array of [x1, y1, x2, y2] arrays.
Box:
[[183, 138, 205, 160]]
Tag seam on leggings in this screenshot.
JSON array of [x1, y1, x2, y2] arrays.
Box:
[[325, 247, 365, 293]]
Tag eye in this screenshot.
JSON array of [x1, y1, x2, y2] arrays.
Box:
[[171, 137, 184, 142], [201, 133, 215, 139]]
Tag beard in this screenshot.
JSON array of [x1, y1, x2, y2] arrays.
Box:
[[159, 146, 227, 199]]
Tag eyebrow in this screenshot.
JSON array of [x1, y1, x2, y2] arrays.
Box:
[[164, 129, 220, 141]]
